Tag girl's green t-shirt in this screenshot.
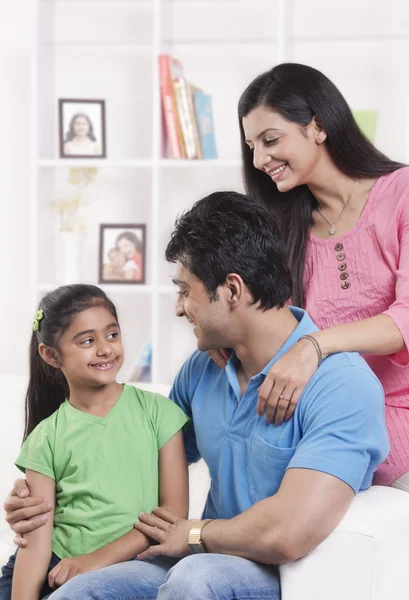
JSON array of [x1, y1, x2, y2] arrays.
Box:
[[16, 384, 189, 559]]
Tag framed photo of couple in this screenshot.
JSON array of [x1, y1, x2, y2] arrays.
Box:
[[99, 224, 146, 285]]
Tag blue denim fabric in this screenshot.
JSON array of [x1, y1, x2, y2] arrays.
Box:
[[47, 554, 280, 600], [0, 549, 60, 600]]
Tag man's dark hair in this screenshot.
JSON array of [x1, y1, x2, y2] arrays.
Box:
[[165, 190, 292, 310]]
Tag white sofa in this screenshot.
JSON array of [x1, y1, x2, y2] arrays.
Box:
[[1, 375, 409, 599]]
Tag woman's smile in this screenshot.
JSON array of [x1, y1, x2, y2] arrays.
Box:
[[266, 163, 288, 180]]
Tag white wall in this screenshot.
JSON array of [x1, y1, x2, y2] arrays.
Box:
[[0, 1, 34, 375], [1, 0, 409, 377]]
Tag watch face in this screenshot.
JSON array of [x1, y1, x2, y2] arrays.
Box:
[[188, 543, 205, 554]]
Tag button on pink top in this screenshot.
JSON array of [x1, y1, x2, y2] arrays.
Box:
[[304, 167, 409, 485]]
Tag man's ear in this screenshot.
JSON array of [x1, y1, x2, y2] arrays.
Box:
[[224, 273, 246, 307], [38, 343, 62, 369]]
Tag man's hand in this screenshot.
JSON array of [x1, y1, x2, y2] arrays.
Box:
[[134, 507, 201, 560], [48, 554, 102, 589], [4, 479, 53, 548]]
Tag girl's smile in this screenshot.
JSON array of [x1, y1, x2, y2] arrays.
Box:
[[89, 358, 118, 371], [54, 306, 124, 387]]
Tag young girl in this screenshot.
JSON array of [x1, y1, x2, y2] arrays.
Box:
[[0, 284, 189, 600]]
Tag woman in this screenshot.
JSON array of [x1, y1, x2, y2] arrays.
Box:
[[116, 231, 143, 282], [216, 63, 409, 490], [63, 113, 101, 156]]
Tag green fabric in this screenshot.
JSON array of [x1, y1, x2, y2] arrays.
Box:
[[16, 384, 189, 559]]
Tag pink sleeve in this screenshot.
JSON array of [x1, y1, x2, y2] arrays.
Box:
[[383, 192, 409, 366]]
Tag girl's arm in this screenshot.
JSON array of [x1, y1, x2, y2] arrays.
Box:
[[11, 470, 55, 600], [158, 428, 189, 517], [51, 429, 188, 580]]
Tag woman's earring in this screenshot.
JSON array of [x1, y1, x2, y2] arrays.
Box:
[[315, 138, 321, 145]]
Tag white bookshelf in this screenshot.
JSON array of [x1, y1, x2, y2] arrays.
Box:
[[32, 0, 409, 383], [32, 0, 285, 383]]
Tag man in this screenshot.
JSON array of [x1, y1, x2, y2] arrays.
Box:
[[4, 191, 389, 600]]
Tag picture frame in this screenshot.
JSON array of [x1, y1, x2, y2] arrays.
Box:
[[59, 98, 106, 158], [99, 224, 146, 285]]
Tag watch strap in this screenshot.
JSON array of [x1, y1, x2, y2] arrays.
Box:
[[188, 519, 214, 554]]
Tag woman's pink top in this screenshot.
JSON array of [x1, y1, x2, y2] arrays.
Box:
[[304, 167, 409, 485]]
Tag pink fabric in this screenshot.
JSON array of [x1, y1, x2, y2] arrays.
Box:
[[304, 167, 409, 486]]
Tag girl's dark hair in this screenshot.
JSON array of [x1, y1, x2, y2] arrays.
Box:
[[24, 284, 118, 440], [116, 231, 142, 254], [65, 113, 96, 142], [238, 63, 405, 306]]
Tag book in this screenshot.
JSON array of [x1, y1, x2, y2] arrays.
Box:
[[194, 91, 218, 159], [158, 55, 185, 159], [187, 84, 203, 159], [128, 342, 152, 383], [174, 77, 200, 159]]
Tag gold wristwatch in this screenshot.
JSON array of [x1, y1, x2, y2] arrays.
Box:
[[188, 519, 214, 554]]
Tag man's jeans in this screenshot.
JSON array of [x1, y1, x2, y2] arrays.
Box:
[[48, 554, 281, 600]]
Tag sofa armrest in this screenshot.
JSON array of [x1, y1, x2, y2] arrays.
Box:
[[280, 486, 409, 600]]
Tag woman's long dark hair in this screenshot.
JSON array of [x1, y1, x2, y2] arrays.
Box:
[[238, 63, 405, 306], [25, 284, 118, 441]]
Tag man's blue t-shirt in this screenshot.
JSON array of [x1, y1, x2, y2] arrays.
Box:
[[170, 307, 389, 520]]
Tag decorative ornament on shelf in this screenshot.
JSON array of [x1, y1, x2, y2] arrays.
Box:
[[51, 167, 98, 284], [51, 167, 97, 233]]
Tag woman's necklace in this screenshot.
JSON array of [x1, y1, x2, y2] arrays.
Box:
[[317, 179, 360, 235]]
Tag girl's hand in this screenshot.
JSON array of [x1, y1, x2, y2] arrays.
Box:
[[207, 348, 231, 370], [48, 554, 101, 589], [257, 337, 321, 425]]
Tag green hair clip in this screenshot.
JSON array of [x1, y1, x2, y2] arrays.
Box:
[[33, 309, 44, 332]]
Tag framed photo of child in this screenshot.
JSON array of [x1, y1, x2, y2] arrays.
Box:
[[59, 99, 106, 158], [99, 224, 146, 284]]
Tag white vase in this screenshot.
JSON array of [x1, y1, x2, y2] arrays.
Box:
[[60, 231, 85, 285]]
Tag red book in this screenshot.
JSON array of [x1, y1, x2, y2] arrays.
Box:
[[158, 55, 185, 159]]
